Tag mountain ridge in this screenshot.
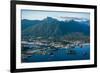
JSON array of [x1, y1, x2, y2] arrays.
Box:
[[21, 17, 90, 39]]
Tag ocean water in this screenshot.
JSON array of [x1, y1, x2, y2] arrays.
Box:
[[22, 45, 90, 63]]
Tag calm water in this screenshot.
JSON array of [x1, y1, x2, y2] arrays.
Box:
[[22, 45, 90, 63]]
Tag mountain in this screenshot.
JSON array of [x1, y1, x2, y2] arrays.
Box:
[[21, 19, 41, 30], [22, 17, 90, 39]]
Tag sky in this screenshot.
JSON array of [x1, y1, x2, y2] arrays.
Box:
[[21, 9, 90, 21]]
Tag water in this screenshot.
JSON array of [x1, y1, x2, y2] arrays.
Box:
[[22, 45, 90, 63]]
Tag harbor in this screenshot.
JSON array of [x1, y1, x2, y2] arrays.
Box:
[[21, 40, 90, 62]]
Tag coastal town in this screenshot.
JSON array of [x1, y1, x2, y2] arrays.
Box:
[[21, 37, 89, 60]]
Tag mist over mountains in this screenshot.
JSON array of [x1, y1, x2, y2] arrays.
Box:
[[21, 17, 90, 39]]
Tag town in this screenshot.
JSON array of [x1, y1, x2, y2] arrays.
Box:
[[21, 37, 89, 60]]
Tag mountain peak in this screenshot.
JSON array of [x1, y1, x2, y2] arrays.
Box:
[[43, 17, 58, 21], [46, 17, 53, 19]]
